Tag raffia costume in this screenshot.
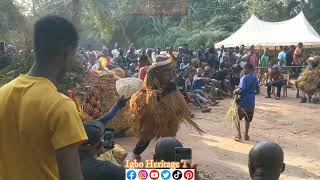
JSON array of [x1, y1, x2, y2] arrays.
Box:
[[129, 53, 203, 155]]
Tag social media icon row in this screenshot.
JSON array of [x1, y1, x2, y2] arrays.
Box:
[[126, 169, 195, 180]]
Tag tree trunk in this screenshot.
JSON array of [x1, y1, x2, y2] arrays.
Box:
[[71, 0, 81, 30]]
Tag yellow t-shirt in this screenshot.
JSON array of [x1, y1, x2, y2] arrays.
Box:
[[0, 75, 88, 180], [98, 57, 108, 70]]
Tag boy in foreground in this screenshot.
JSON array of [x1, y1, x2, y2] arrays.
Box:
[[249, 141, 285, 180], [0, 16, 87, 180], [234, 64, 260, 141]]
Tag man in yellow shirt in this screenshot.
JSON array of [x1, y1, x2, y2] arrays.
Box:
[[0, 16, 87, 180]]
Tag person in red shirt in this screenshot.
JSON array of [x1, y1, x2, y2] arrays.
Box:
[[138, 54, 149, 80], [248, 45, 259, 69]]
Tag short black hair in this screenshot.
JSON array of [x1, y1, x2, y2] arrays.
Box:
[[244, 63, 254, 70], [249, 141, 284, 178], [138, 54, 149, 64], [154, 137, 183, 162], [34, 16, 78, 64]]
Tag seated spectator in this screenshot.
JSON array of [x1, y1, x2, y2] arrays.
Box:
[[113, 48, 127, 68], [192, 68, 218, 109], [213, 69, 232, 96], [127, 63, 138, 77], [80, 120, 125, 180], [231, 60, 243, 91], [138, 54, 149, 80], [202, 66, 220, 102], [180, 56, 189, 70], [192, 68, 208, 95], [265, 67, 285, 100], [203, 65, 215, 79], [248, 141, 285, 180], [126, 47, 138, 64]]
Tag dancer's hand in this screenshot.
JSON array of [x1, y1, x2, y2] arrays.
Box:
[[233, 89, 240, 95], [116, 96, 127, 109]]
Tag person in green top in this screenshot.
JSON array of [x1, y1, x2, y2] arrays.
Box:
[[259, 48, 270, 85]]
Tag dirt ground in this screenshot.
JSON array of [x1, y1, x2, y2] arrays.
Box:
[[117, 87, 320, 180]]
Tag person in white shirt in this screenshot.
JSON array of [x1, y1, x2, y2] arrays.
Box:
[[111, 42, 120, 58]]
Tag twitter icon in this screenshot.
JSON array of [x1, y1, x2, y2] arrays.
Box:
[[161, 170, 171, 180]]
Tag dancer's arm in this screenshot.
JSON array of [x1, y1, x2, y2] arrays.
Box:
[[98, 97, 127, 126]]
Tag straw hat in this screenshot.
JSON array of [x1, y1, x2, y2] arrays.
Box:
[[116, 77, 143, 98]]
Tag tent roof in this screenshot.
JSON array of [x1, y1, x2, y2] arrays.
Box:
[[215, 12, 320, 49]]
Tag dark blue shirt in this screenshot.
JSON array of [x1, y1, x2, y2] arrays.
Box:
[[238, 73, 259, 108], [192, 75, 206, 90]]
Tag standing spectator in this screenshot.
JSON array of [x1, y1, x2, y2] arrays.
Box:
[[207, 47, 218, 69], [277, 46, 286, 65], [248, 141, 285, 180], [126, 46, 138, 64], [260, 48, 270, 69], [138, 55, 149, 80], [197, 44, 208, 63], [219, 56, 230, 70], [237, 44, 248, 68], [217, 45, 226, 64], [293, 42, 304, 78], [286, 45, 295, 66], [177, 46, 185, 64], [227, 47, 236, 67], [259, 48, 270, 85], [294, 42, 304, 65], [234, 46, 240, 54], [111, 42, 120, 58], [231, 60, 243, 91], [248, 45, 259, 69], [0, 16, 87, 180]]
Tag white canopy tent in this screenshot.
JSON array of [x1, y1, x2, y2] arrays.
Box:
[[215, 12, 320, 49]]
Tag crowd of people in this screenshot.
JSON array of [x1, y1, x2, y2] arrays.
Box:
[[76, 36, 317, 113], [0, 15, 314, 180]]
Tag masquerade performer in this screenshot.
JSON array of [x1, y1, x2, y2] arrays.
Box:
[[129, 53, 203, 157]]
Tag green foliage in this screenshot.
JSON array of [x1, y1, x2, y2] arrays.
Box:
[[1, 0, 320, 50]]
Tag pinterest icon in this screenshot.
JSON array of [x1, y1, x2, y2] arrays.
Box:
[[184, 170, 194, 180]]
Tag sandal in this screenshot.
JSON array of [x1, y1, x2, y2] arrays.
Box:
[[201, 108, 211, 113], [209, 102, 219, 106], [234, 136, 242, 142]]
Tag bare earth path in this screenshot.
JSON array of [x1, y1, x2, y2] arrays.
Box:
[[117, 87, 320, 180]]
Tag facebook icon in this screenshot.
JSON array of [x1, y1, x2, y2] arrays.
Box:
[[126, 170, 137, 180]]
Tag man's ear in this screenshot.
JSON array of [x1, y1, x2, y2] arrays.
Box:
[[281, 163, 285, 173]]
